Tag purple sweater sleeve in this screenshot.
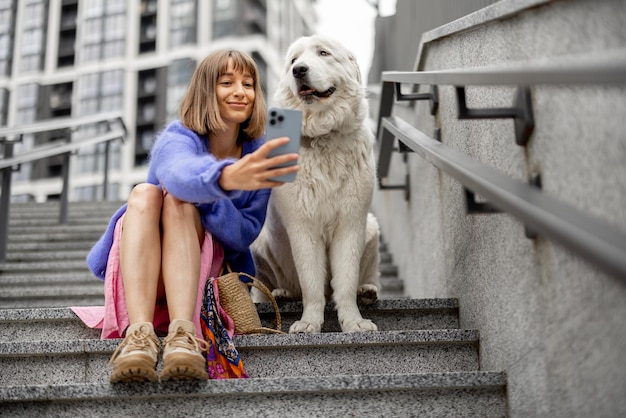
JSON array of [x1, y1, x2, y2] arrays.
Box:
[[148, 122, 243, 204], [196, 188, 270, 252]]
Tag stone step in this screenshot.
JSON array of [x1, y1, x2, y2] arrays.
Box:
[[0, 260, 91, 273], [0, 283, 103, 297], [0, 371, 507, 417], [6, 231, 103, 243], [0, 282, 403, 309], [262, 298, 457, 332], [0, 271, 401, 296], [0, 299, 459, 342], [379, 262, 398, 277], [0, 283, 105, 309], [0, 329, 479, 386], [380, 275, 404, 291], [7, 241, 97, 253], [4, 250, 88, 262], [8, 201, 122, 213], [0, 271, 95, 285], [8, 223, 107, 236], [9, 217, 112, 227]]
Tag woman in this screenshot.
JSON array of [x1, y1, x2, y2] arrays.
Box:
[[86, 50, 298, 383]]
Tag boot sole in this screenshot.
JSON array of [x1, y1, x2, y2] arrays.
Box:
[[160, 352, 208, 381], [110, 354, 158, 383]]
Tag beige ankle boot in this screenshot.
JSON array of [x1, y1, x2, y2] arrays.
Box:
[[109, 322, 160, 383], [160, 319, 208, 381]]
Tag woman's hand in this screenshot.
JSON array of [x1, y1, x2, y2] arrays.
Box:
[[219, 137, 299, 191]]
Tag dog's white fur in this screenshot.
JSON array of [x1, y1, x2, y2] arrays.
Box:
[[251, 35, 381, 333]]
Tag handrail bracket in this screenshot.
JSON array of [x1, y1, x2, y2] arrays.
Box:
[[456, 86, 534, 146], [395, 84, 439, 115]]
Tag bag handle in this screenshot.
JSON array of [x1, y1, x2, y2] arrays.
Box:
[[221, 264, 284, 334]]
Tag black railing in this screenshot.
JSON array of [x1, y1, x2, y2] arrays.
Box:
[[376, 56, 626, 281], [0, 113, 126, 263]]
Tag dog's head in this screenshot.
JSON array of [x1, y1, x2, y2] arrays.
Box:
[[275, 35, 368, 138]]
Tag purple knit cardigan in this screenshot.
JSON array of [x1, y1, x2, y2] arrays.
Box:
[[86, 120, 270, 280]]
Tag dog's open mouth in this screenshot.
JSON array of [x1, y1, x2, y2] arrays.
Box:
[[298, 85, 336, 98]]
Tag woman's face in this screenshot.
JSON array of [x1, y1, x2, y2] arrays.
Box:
[[215, 58, 255, 128]]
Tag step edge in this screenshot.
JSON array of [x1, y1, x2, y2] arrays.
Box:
[[0, 330, 480, 355], [0, 371, 507, 402], [0, 300, 458, 322]]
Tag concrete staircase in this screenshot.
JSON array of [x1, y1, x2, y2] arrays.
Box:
[[0, 201, 507, 417]]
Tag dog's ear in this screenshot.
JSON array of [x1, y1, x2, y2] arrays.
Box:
[[348, 54, 362, 85]]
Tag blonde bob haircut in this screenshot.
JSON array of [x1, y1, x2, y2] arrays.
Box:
[[179, 50, 266, 141]]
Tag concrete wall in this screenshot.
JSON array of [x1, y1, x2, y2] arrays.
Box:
[[368, 0, 626, 416], [368, 0, 499, 84]]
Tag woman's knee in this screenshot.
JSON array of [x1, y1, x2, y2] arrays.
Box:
[[126, 183, 163, 215], [162, 193, 199, 223], [162, 194, 204, 241]]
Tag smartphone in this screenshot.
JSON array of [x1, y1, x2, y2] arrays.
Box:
[[266, 107, 302, 182]]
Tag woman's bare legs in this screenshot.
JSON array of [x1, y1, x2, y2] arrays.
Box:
[[120, 184, 164, 324], [110, 183, 163, 383], [110, 185, 208, 382], [160, 191, 204, 322], [159, 192, 208, 381]]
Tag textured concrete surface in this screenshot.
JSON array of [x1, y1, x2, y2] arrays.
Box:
[[369, 0, 626, 416], [0, 372, 507, 417], [0, 329, 480, 385]]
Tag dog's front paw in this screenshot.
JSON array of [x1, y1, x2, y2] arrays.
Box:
[[289, 320, 322, 334], [341, 318, 378, 333], [272, 288, 294, 303], [357, 284, 379, 305]]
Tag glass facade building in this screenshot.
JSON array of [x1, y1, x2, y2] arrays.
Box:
[[0, 0, 315, 202]]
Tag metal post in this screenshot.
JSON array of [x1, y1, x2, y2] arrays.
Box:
[[103, 141, 110, 200], [0, 142, 13, 263], [59, 152, 70, 224]]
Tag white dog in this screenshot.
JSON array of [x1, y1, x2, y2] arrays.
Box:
[[251, 35, 381, 333]]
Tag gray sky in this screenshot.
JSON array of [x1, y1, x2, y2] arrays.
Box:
[[314, 0, 396, 83]]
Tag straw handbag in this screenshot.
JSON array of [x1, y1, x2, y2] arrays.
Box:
[[215, 265, 283, 334]]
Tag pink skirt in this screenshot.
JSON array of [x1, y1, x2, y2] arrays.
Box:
[[72, 214, 224, 340]]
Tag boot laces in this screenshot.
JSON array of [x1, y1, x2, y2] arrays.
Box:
[[163, 327, 208, 353], [109, 324, 159, 364]]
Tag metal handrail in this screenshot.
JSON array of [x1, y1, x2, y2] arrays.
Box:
[[0, 114, 126, 263], [0, 129, 125, 170], [381, 56, 626, 87], [380, 116, 626, 281], [0, 112, 126, 139], [376, 58, 626, 280]]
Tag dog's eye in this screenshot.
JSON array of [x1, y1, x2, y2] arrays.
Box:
[[319, 50, 331, 57], [291, 57, 297, 64]]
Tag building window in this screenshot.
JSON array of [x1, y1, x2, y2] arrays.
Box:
[[43, 81, 73, 118], [251, 50, 267, 96], [19, 0, 47, 73], [76, 69, 124, 174], [29, 82, 74, 179], [79, 0, 126, 63], [78, 69, 124, 115], [14, 83, 38, 180], [169, 0, 196, 48], [57, 0, 77, 67], [213, 0, 237, 39], [213, 0, 266, 39], [139, 0, 157, 54], [16, 83, 38, 125], [166, 58, 194, 121], [0, 1, 15, 77], [136, 66, 166, 165]]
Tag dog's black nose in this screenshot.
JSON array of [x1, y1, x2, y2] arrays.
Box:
[[293, 64, 308, 79]]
